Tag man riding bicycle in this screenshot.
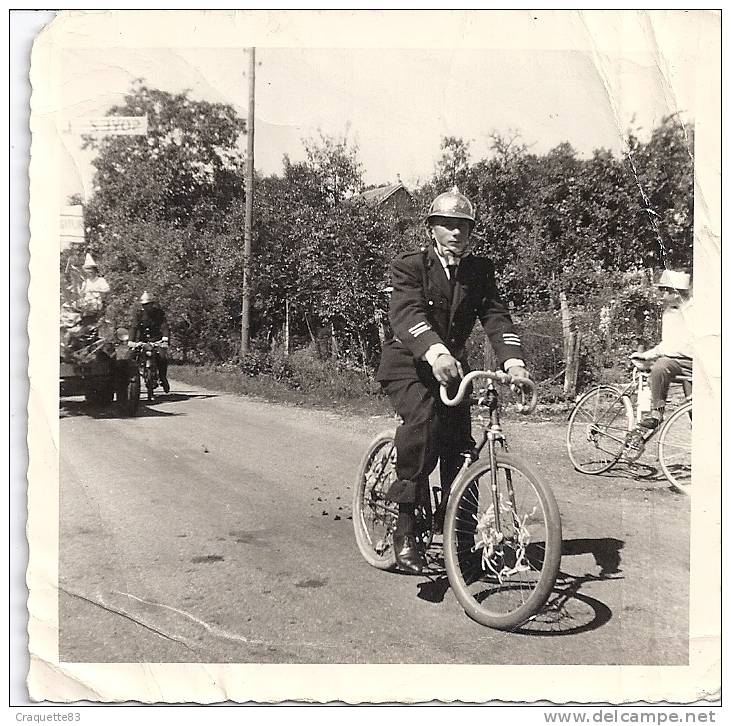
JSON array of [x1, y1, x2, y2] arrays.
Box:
[[375, 187, 530, 574], [626, 269, 693, 449]]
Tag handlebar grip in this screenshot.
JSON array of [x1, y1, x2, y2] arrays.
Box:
[[512, 376, 538, 414], [439, 369, 538, 414]]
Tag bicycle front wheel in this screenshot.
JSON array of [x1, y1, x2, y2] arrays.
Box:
[[352, 431, 398, 570], [443, 454, 562, 630], [566, 385, 634, 474], [658, 401, 692, 495]]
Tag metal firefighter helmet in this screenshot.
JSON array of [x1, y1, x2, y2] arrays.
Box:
[[140, 291, 155, 304], [656, 269, 691, 291], [426, 186, 476, 226]]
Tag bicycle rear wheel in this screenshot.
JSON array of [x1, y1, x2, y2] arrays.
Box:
[[566, 385, 634, 474], [352, 431, 398, 570], [658, 401, 692, 495], [443, 454, 562, 630]]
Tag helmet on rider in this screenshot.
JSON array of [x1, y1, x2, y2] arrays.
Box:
[[140, 291, 155, 305], [425, 186, 476, 230]]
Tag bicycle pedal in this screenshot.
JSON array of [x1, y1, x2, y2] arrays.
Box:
[[623, 443, 645, 461]]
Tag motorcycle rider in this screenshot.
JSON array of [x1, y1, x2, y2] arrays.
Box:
[[129, 291, 171, 394]]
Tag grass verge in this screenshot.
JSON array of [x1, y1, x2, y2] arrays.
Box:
[[170, 363, 572, 420], [169, 363, 393, 417]]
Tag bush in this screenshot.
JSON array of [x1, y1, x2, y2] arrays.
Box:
[[285, 346, 371, 400], [463, 312, 564, 384], [239, 349, 274, 377]]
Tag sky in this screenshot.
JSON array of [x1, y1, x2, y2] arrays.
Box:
[[44, 10, 709, 203]]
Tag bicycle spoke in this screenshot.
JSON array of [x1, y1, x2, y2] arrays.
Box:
[[567, 386, 632, 474], [358, 439, 398, 553], [450, 463, 552, 619]]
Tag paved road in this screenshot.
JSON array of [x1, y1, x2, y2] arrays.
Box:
[[59, 381, 690, 664]]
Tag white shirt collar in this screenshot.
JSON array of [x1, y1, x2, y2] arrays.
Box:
[[433, 245, 460, 274]]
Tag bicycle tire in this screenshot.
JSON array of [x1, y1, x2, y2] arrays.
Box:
[[142, 366, 153, 399], [352, 431, 399, 570], [443, 453, 562, 630], [117, 371, 141, 417], [566, 385, 634, 474], [658, 401, 692, 495]]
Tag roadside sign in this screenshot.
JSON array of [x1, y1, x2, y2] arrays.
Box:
[[60, 205, 85, 251], [64, 116, 148, 136]]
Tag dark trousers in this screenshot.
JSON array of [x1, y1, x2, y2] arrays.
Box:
[[650, 356, 692, 412], [382, 376, 474, 504], [157, 348, 168, 380]]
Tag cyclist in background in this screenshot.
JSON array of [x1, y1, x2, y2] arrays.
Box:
[[375, 187, 530, 574], [627, 269, 693, 448]]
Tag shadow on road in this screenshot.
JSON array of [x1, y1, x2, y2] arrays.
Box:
[[146, 391, 218, 405], [59, 391, 217, 420], [515, 574, 615, 636], [561, 537, 624, 576], [60, 400, 184, 419], [514, 537, 625, 636], [414, 536, 624, 637]]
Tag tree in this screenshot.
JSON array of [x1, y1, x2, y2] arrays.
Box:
[[302, 129, 364, 207], [434, 135, 471, 188], [83, 80, 246, 230], [624, 116, 694, 270]]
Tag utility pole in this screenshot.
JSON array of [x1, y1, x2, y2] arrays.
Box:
[[241, 47, 256, 356]]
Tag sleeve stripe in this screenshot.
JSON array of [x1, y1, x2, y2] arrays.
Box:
[[409, 322, 431, 334], [409, 323, 431, 338]]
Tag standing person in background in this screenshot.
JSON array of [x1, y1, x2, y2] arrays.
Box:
[[130, 291, 171, 394], [375, 187, 530, 574], [78, 253, 110, 314], [627, 269, 693, 448]]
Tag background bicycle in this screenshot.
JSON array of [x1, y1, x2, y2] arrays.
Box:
[[353, 371, 563, 630], [565, 365, 692, 495]]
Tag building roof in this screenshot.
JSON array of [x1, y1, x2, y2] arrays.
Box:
[[350, 182, 410, 207]]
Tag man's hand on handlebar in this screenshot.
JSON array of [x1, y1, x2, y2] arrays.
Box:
[[507, 365, 529, 381], [630, 352, 652, 371], [507, 365, 530, 393], [432, 353, 464, 386]]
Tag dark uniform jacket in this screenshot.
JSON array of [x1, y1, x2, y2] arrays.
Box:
[[129, 304, 170, 343], [376, 243, 524, 383]]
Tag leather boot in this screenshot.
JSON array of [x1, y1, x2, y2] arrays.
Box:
[[393, 533, 427, 574]]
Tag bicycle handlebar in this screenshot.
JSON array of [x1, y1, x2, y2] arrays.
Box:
[[439, 369, 538, 414]]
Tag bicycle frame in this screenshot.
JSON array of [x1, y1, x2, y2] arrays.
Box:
[[443, 374, 530, 535]]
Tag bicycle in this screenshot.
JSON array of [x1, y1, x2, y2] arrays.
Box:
[[353, 370, 563, 631], [565, 362, 692, 495]]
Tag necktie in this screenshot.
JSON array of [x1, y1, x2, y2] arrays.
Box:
[[447, 264, 458, 297]]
